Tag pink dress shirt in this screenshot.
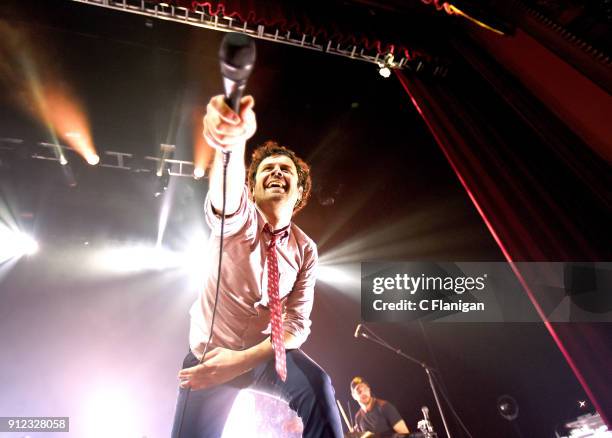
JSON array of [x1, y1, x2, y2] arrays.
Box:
[[189, 186, 318, 359]]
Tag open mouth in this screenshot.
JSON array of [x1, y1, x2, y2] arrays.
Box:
[[266, 180, 286, 191]]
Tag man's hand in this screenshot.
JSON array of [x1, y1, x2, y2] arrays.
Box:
[[178, 337, 278, 390], [205, 94, 255, 214], [178, 347, 249, 390], [203, 95, 256, 153]]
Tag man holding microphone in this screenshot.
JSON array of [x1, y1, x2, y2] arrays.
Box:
[[171, 94, 343, 438]]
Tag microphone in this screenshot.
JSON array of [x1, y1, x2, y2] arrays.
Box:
[[354, 324, 362, 338], [219, 32, 256, 113], [421, 406, 430, 422], [421, 406, 434, 433]]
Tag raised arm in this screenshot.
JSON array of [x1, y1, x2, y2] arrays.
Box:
[[203, 94, 256, 215]]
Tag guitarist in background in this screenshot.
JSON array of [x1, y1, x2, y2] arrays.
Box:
[[350, 376, 411, 438]]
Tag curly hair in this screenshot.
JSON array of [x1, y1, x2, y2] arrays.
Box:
[[247, 141, 312, 215]]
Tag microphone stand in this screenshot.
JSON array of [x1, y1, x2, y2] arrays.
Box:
[[356, 325, 452, 438]]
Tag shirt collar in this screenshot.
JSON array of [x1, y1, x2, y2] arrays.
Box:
[[260, 222, 291, 243], [262, 222, 291, 244]]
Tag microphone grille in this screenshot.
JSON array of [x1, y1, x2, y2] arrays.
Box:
[[219, 33, 256, 81]]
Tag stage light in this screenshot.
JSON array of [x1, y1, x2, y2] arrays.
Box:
[[157, 144, 176, 177], [0, 228, 39, 263], [497, 395, 519, 421], [0, 25, 98, 169], [152, 144, 176, 198], [194, 167, 205, 179], [60, 160, 77, 187], [20, 234, 38, 255], [377, 53, 395, 78], [42, 87, 99, 165], [154, 167, 171, 198], [86, 153, 100, 165], [378, 66, 391, 78], [59, 155, 68, 166]]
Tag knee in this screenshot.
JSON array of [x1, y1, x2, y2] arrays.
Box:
[[320, 370, 334, 391], [312, 368, 333, 393], [304, 365, 335, 402], [289, 352, 335, 399]]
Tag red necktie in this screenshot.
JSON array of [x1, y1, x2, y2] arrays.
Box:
[[265, 224, 287, 382]]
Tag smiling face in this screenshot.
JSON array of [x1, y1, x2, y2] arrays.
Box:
[[252, 154, 303, 211]]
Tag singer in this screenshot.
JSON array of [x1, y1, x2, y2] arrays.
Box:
[[350, 377, 411, 437], [170, 95, 344, 438]]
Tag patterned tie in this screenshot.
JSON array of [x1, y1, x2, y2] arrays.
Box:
[[264, 223, 287, 382]]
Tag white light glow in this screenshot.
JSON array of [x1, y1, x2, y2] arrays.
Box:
[[182, 231, 211, 287], [156, 193, 172, 248], [96, 245, 181, 272], [194, 167, 205, 179], [222, 391, 257, 438], [378, 66, 391, 78], [0, 227, 39, 262], [59, 155, 68, 166], [317, 263, 361, 291], [86, 153, 100, 165], [95, 238, 211, 283], [568, 426, 612, 437], [81, 387, 144, 438]]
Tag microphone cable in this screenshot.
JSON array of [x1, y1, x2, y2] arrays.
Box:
[[199, 150, 231, 365], [176, 150, 230, 438]]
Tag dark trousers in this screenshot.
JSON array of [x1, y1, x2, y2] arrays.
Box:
[[171, 349, 344, 438]]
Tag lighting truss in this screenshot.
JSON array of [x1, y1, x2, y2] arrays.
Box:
[[0, 138, 200, 178], [68, 0, 412, 70]]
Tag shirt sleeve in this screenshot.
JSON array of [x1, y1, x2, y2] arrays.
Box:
[[204, 185, 254, 237], [282, 239, 318, 348], [381, 401, 403, 429]]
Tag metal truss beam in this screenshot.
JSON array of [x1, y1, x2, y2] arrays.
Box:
[[68, 0, 411, 69], [1, 138, 200, 178]]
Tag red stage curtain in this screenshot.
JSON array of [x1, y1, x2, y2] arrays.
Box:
[[395, 41, 611, 425]]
